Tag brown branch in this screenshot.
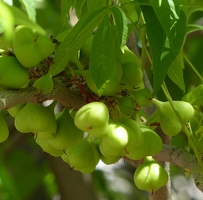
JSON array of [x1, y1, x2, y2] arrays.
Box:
[[0, 81, 86, 111]]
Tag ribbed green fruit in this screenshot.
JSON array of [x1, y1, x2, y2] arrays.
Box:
[[0, 114, 9, 143], [0, 56, 29, 89], [74, 102, 109, 138], [48, 109, 84, 150], [7, 104, 25, 118], [126, 127, 162, 160], [121, 46, 140, 65], [35, 136, 63, 157], [134, 157, 168, 192], [133, 88, 152, 107], [61, 138, 100, 173], [121, 61, 143, 90], [13, 25, 55, 68], [33, 74, 53, 94], [152, 99, 194, 136], [14, 103, 57, 136]]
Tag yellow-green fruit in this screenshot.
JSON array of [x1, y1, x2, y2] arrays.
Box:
[[133, 88, 152, 107], [7, 104, 25, 118], [121, 46, 140, 65], [48, 109, 84, 150], [134, 157, 168, 192], [120, 117, 144, 149], [74, 102, 109, 138], [101, 120, 137, 155], [0, 114, 9, 143], [126, 128, 163, 160], [61, 138, 100, 174], [86, 63, 123, 96], [152, 99, 194, 136], [121, 61, 143, 90], [33, 74, 53, 94], [100, 155, 121, 165], [0, 56, 29, 89], [14, 103, 57, 135], [35, 136, 63, 157], [13, 25, 55, 68]]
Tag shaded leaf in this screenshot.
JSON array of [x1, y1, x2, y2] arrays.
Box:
[[182, 85, 203, 105], [19, 0, 36, 22], [167, 53, 185, 92]]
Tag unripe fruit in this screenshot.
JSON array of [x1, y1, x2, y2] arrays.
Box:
[[121, 62, 143, 90], [0, 114, 9, 143], [126, 127, 163, 160], [100, 155, 121, 165], [133, 88, 152, 107], [14, 103, 56, 137], [74, 102, 109, 138], [13, 25, 55, 68], [152, 99, 194, 136], [7, 104, 25, 118], [35, 136, 63, 157], [33, 74, 53, 94], [86, 62, 123, 96], [134, 157, 168, 192], [61, 138, 100, 174], [48, 109, 84, 150], [101, 120, 139, 155], [0, 56, 29, 89], [121, 46, 140, 65], [120, 117, 144, 149], [117, 96, 136, 116]]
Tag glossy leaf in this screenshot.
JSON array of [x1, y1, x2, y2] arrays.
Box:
[[182, 85, 203, 106], [49, 7, 109, 76], [19, 0, 36, 22]]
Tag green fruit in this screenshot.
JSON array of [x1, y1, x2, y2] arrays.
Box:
[[100, 155, 121, 165], [33, 74, 54, 94], [152, 99, 194, 136], [133, 88, 152, 107], [14, 103, 57, 136], [0, 56, 29, 89], [0, 114, 9, 143], [121, 61, 143, 90], [134, 157, 168, 192], [13, 25, 55, 68], [48, 109, 84, 150], [74, 102, 109, 138], [126, 127, 163, 160], [61, 138, 100, 174], [7, 104, 25, 118], [121, 46, 140, 65], [190, 107, 203, 133], [86, 62, 123, 96], [101, 120, 138, 155], [35, 136, 63, 157], [117, 96, 136, 116], [120, 117, 144, 149]]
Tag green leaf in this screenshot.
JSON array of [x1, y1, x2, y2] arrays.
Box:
[[167, 53, 185, 92], [182, 85, 203, 106], [89, 15, 117, 96], [61, 0, 75, 25], [149, 0, 180, 43], [111, 6, 128, 49], [141, 6, 186, 95], [87, 0, 107, 12], [19, 0, 36, 22], [74, 0, 87, 18], [49, 7, 109, 77]]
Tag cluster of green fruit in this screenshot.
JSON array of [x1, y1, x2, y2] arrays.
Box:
[[0, 25, 55, 93]]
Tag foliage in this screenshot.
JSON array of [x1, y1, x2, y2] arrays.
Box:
[[1, 0, 203, 199]]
